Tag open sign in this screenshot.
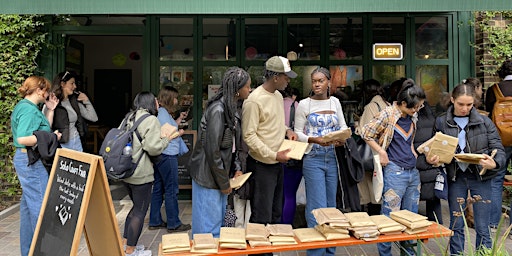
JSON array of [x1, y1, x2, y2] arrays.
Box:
[[373, 43, 403, 60]]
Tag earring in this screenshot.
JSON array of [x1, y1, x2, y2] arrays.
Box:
[[236, 92, 240, 97]]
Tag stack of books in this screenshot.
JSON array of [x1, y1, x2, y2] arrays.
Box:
[[245, 223, 271, 248], [345, 212, 380, 241], [293, 228, 326, 243], [191, 233, 218, 254], [219, 227, 247, 249], [390, 210, 432, 234], [369, 215, 406, 235], [312, 208, 351, 240], [161, 233, 191, 254], [266, 224, 297, 245]]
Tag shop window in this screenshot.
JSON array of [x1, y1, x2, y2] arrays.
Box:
[[160, 18, 194, 61], [287, 18, 321, 61], [203, 18, 237, 61], [415, 17, 448, 60], [202, 66, 231, 110], [329, 17, 363, 60], [244, 18, 278, 61], [372, 17, 405, 59], [416, 65, 448, 107], [160, 65, 195, 128], [371, 65, 406, 88]]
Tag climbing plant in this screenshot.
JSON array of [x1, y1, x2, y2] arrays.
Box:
[[0, 15, 48, 201]]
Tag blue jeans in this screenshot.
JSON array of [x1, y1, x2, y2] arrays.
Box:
[[303, 144, 337, 256], [60, 135, 83, 152], [192, 180, 227, 238], [14, 149, 49, 256], [149, 154, 183, 229], [448, 170, 492, 255], [378, 161, 420, 256], [490, 146, 512, 227]]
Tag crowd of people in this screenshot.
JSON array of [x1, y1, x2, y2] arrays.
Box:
[[10, 58, 512, 256]]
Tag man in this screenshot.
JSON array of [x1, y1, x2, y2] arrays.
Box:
[[242, 56, 298, 231], [485, 59, 512, 233]]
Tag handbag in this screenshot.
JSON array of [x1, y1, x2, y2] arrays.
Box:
[[372, 134, 386, 203], [356, 137, 373, 171]]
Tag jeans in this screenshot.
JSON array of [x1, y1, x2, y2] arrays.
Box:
[[378, 161, 420, 256], [490, 146, 512, 227], [60, 135, 83, 152], [149, 154, 183, 229], [123, 182, 153, 247], [448, 170, 492, 255], [192, 179, 227, 238], [281, 163, 303, 225], [14, 149, 49, 256], [303, 144, 337, 256]]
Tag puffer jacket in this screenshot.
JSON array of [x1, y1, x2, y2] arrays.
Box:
[[122, 109, 169, 185], [435, 106, 505, 181], [188, 97, 241, 190]]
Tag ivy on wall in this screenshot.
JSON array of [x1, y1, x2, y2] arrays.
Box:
[[0, 15, 48, 198], [474, 11, 512, 75]]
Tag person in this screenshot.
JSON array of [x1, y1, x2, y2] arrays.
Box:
[[355, 78, 389, 215], [280, 86, 302, 225], [485, 59, 512, 232], [188, 67, 252, 237], [242, 56, 298, 256], [43, 71, 98, 151], [463, 77, 483, 108], [361, 79, 426, 256], [431, 83, 506, 255], [294, 67, 348, 256], [413, 101, 443, 224], [11, 76, 61, 256], [148, 86, 191, 233], [122, 92, 173, 256]]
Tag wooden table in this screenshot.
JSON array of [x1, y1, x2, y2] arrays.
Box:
[[159, 223, 452, 256]]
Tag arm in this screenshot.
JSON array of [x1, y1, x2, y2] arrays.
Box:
[[139, 116, 169, 156], [293, 99, 309, 143], [204, 106, 231, 192], [43, 93, 59, 127], [361, 111, 389, 166], [481, 117, 505, 170], [242, 100, 278, 161], [78, 100, 98, 122]]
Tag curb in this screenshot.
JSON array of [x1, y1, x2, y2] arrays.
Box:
[[0, 203, 20, 221]]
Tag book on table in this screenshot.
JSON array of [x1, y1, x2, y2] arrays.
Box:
[[161, 233, 191, 253], [245, 223, 269, 241], [293, 228, 326, 242]]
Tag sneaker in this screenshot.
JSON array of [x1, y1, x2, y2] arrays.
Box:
[[124, 244, 145, 251], [125, 249, 152, 256], [167, 223, 191, 233], [148, 222, 167, 230]]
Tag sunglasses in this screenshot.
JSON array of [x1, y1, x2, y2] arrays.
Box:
[[61, 71, 70, 81]]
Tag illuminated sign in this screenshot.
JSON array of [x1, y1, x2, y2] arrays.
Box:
[[373, 43, 403, 60]]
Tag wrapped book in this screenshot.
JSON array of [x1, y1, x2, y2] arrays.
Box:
[[191, 234, 218, 254], [161, 233, 191, 254], [219, 227, 247, 249], [293, 228, 326, 242]]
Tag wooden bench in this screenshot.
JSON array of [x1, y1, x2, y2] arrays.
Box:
[[158, 223, 452, 256]]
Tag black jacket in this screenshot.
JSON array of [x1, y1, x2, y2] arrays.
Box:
[[435, 106, 506, 181], [188, 98, 241, 190], [52, 94, 86, 143], [27, 130, 61, 173], [335, 137, 363, 212]]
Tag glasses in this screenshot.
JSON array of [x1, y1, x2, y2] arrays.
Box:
[[61, 71, 70, 81]]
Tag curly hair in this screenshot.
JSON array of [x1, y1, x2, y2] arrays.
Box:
[[497, 59, 512, 79]]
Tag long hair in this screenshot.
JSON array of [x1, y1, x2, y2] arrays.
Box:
[[132, 91, 158, 116], [157, 86, 179, 117], [452, 83, 476, 100], [51, 71, 77, 101], [208, 67, 250, 127], [396, 78, 426, 108], [18, 76, 51, 97]]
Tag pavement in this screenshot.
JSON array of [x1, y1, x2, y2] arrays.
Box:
[[1, 184, 511, 256]]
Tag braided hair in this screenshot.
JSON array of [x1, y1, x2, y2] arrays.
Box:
[[208, 66, 250, 128]]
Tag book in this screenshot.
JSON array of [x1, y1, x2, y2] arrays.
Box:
[[219, 227, 246, 244], [245, 223, 269, 241], [161, 233, 191, 253], [369, 215, 405, 230], [454, 153, 486, 164], [390, 210, 428, 223], [192, 233, 217, 250], [293, 228, 326, 242], [266, 224, 294, 237], [321, 128, 352, 143], [312, 207, 348, 225], [344, 212, 376, 227], [230, 172, 252, 190], [278, 139, 309, 160], [420, 132, 458, 164], [268, 235, 297, 244], [248, 239, 271, 248]]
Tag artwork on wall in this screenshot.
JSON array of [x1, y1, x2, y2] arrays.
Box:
[[172, 70, 183, 82]]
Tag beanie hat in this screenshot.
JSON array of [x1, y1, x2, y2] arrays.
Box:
[[265, 56, 297, 78]]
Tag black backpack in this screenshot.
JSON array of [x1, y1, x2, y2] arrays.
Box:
[[99, 113, 150, 180]]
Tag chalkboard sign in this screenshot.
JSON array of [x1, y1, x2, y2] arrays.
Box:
[[30, 148, 123, 256], [178, 130, 196, 189]]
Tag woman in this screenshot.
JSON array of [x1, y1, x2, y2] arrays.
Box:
[[44, 71, 98, 151], [11, 76, 60, 256], [361, 79, 425, 256], [148, 86, 191, 233], [188, 67, 252, 237], [355, 78, 389, 215], [432, 83, 505, 255], [294, 67, 348, 256], [121, 92, 172, 256]]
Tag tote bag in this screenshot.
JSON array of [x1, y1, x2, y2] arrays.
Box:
[[372, 135, 387, 203]]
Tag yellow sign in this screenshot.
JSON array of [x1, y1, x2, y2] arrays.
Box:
[[373, 43, 403, 60]]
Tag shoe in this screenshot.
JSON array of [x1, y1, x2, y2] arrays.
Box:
[[125, 249, 152, 256], [148, 222, 167, 230], [490, 226, 498, 236], [124, 244, 145, 252], [167, 223, 191, 233]]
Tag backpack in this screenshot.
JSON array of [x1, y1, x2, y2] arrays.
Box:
[[491, 84, 512, 146], [99, 113, 150, 180]]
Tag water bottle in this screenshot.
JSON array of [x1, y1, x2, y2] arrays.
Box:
[[122, 142, 133, 155]]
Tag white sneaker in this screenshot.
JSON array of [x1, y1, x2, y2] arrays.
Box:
[[125, 249, 152, 256]]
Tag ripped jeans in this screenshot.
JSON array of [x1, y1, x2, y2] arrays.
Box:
[[378, 161, 420, 256]]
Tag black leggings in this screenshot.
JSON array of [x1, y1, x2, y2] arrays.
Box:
[[123, 182, 153, 246]]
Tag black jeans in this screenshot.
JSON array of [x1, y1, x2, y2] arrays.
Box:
[[123, 182, 153, 246]]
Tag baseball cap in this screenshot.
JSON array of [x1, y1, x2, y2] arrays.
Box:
[[265, 56, 297, 78]]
